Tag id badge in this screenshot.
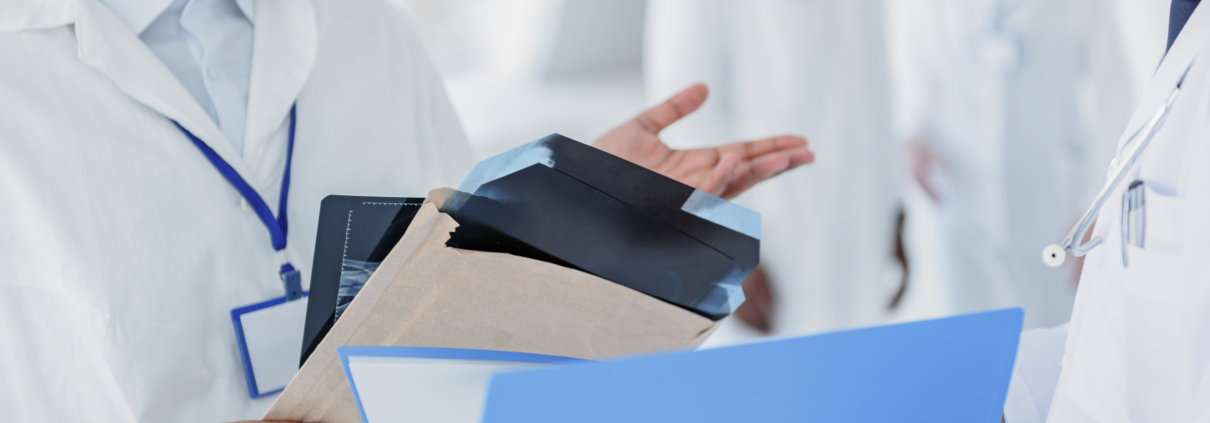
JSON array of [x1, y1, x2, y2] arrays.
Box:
[[231, 294, 309, 398]]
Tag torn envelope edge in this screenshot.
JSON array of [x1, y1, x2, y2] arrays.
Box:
[[265, 188, 718, 422], [266, 188, 455, 419]]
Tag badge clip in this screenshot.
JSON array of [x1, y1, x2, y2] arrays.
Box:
[[281, 264, 303, 301]]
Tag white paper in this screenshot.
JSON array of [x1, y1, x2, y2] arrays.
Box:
[[240, 297, 308, 395], [347, 356, 552, 423]]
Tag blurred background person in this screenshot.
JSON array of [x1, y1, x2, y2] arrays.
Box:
[[885, 0, 1165, 329], [644, 0, 904, 341], [402, 0, 835, 344], [397, 0, 1169, 340], [399, 0, 902, 342]]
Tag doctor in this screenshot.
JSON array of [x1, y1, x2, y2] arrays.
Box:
[[1005, 1, 1210, 421], [0, 0, 811, 422]]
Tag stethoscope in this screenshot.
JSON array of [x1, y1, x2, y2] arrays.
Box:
[[1042, 69, 1188, 267]]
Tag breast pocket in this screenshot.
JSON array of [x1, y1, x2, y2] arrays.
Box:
[[1120, 183, 1186, 303]]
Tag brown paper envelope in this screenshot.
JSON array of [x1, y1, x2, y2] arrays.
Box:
[[264, 188, 716, 423]]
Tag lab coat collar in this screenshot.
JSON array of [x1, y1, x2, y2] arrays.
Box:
[[241, 0, 316, 168], [73, 0, 252, 180], [97, 0, 256, 36], [1118, 3, 1210, 152], [96, 0, 176, 35], [0, 0, 254, 33], [6, 0, 314, 193]]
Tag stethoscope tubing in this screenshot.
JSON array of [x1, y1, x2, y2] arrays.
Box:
[[1043, 70, 1188, 267]]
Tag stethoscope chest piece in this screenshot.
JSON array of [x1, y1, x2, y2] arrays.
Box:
[[1043, 244, 1066, 267]]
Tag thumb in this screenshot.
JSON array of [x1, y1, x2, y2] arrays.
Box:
[[633, 83, 709, 134]]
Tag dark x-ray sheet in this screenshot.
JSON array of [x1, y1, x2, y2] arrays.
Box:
[[442, 134, 760, 320], [301, 196, 424, 366]]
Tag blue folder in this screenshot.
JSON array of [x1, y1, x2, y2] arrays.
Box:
[[482, 308, 1023, 423]]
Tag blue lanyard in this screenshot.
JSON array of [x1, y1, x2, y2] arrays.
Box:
[[172, 105, 304, 300]]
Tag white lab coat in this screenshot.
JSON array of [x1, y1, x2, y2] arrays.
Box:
[[885, 0, 1135, 329], [0, 0, 474, 421], [1008, 5, 1210, 422], [644, 0, 901, 337], [1048, 5, 1210, 421]]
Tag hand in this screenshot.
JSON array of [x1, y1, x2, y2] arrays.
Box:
[[732, 266, 774, 333], [907, 138, 942, 203], [593, 83, 813, 199]]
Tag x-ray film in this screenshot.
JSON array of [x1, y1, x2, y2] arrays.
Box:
[[302, 196, 424, 366], [441, 134, 760, 320]]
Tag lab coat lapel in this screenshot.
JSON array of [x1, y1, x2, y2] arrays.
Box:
[[73, 0, 252, 177], [1117, 4, 1210, 152], [242, 0, 317, 166]]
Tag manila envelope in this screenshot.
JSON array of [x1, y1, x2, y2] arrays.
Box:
[[264, 188, 717, 423]]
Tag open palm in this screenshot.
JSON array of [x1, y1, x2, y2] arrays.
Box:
[[593, 83, 814, 199]]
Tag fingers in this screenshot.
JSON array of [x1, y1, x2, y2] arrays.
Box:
[[729, 136, 813, 179], [728, 134, 814, 179], [685, 134, 811, 199], [732, 266, 773, 333], [785, 146, 815, 168], [718, 149, 809, 198], [633, 83, 709, 134], [907, 139, 942, 203], [746, 152, 795, 183], [700, 152, 741, 196], [724, 134, 809, 161]]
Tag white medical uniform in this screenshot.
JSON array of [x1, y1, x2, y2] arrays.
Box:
[[885, 0, 1136, 329], [1007, 4, 1210, 422], [0, 0, 474, 421], [645, 0, 901, 336]]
